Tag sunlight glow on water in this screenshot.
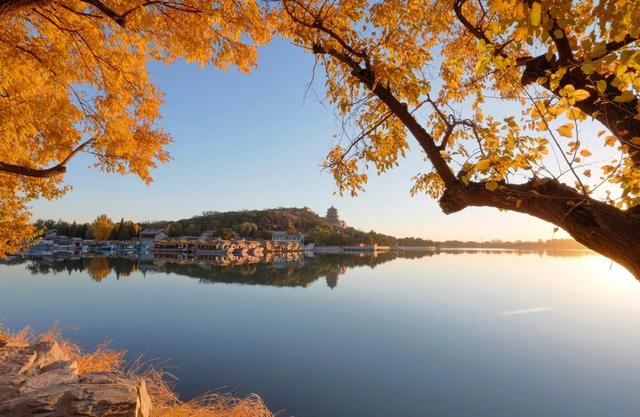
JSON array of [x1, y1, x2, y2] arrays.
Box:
[[1, 251, 638, 417]]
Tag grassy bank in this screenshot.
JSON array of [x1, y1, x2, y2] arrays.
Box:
[[0, 326, 274, 417]]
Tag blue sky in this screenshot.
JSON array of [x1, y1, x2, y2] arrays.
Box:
[[31, 38, 560, 241]]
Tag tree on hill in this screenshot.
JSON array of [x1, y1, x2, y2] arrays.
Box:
[[218, 227, 234, 240], [149, 208, 338, 238], [277, 0, 640, 276], [238, 222, 258, 237]]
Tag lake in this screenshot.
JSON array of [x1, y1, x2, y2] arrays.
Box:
[[1, 251, 639, 417]]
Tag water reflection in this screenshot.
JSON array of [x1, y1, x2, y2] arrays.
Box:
[[2, 247, 637, 417], [20, 248, 595, 287]]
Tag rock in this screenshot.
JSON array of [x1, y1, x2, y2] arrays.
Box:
[[0, 341, 150, 417]]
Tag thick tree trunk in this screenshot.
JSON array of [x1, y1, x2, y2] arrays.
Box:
[[439, 178, 640, 277]]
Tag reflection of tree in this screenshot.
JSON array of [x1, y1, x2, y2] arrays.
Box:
[[109, 257, 137, 278], [25, 253, 420, 288], [158, 253, 433, 288], [23, 248, 595, 288], [26, 256, 138, 280], [87, 257, 112, 282]]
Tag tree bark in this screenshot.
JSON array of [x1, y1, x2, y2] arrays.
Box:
[[0, 139, 92, 178], [0, 161, 66, 177], [440, 178, 640, 277]]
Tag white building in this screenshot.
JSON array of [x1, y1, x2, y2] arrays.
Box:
[[272, 231, 305, 243]]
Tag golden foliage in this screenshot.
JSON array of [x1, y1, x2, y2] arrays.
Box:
[[0, 0, 271, 256], [91, 214, 115, 240], [3, 0, 640, 254], [87, 256, 112, 280], [276, 0, 640, 209]]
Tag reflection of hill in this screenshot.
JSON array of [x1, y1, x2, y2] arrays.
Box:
[[23, 252, 434, 288], [158, 253, 425, 288], [22, 249, 591, 288]]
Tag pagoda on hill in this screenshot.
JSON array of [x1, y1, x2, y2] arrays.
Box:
[[325, 206, 345, 230]]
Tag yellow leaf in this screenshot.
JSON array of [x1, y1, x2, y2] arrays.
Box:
[[591, 43, 607, 58], [596, 80, 607, 93], [475, 159, 491, 171], [557, 123, 574, 138], [631, 137, 640, 145], [581, 62, 595, 74], [613, 91, 635, 103], [530, 2, 542, 26], [580, 149, 592, 157], [572, 89, 590, 101], [553, 29, 564, 39]]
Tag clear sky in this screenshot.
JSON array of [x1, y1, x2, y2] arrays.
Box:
[[31, 38, 563, 241]]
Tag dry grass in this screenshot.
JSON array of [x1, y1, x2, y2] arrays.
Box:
[[40, 326, 125, 374], [0, 326, 276, 417], [0, 324, 31, 346]]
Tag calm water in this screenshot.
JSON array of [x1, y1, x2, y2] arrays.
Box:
[[1, 251, 639, 417]]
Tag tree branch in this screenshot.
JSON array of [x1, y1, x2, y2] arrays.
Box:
[[281, 0, 458, 186], [0, 138, 93, 178], [80, 0, 202, 28]]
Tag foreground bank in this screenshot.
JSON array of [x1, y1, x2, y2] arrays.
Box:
[[0, 329, 273, 417]]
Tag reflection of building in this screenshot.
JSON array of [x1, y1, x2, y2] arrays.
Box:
[[325, 206, 345, 230], [24, 250, 436, 288]]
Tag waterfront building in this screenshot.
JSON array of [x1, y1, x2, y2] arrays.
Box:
[[272, 231, 305, 243], [198, 231, 217, 241], [140, 228, 168, 246], [27, 230, 83, 255]]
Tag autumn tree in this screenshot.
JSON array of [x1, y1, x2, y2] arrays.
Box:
[[277, 0, 640, 276], [4, 0, 640, 277], [0, 0, 270, 255], [218, 227, 234, 240], [90, 214, 115, 240], [238, 221, 258, 237]]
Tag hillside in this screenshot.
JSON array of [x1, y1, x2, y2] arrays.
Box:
[[143, 207, 414, 246], [35, 207, 585, 249], [154, 207, 331, 237]]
